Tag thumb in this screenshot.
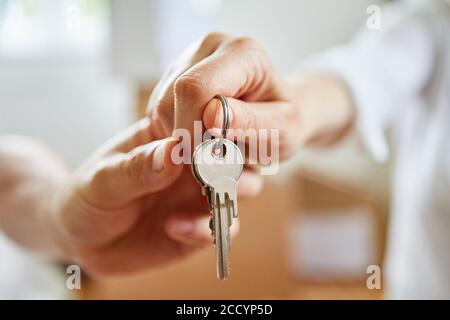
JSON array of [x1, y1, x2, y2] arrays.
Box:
[[165, 213, 240, 247], [122, 137, 182, 196], [98, 137, 183, 203]]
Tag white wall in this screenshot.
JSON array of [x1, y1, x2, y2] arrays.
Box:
[[220, 0, 384, 73], [0, 0, 384, 167], [0, 56, 133, 166], [112, 0, 385, 77]]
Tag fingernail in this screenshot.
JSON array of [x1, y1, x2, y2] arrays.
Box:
[[206, 127, 222, 138], [215, 101, 233, 130], [172, 220, 193, 236], [214, 102, 224, 129]]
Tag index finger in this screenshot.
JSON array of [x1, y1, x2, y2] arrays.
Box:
[[173, 37, 284, 138]]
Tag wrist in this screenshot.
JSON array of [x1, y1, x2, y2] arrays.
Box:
[[36, 178, 74, 261], [288, 72, 355, 147]]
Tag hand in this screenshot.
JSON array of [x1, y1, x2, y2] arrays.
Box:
[[146, 33, 303, 163], [50, 118, 260, 277]]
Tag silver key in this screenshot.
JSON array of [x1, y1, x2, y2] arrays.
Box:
[[192, 138, 243, 280]]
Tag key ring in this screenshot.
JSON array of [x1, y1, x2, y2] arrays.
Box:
[[214, 95, 230, 157]]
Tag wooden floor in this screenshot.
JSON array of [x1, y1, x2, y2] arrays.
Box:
[[79, 179, 385, 300]]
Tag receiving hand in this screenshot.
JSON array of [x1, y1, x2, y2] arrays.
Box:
[[51, 118, 260, 276]]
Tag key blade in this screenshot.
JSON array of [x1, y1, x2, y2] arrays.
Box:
[[213, 192, 231, 280]]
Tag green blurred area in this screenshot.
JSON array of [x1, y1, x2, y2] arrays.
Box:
[[0, 0, 110, 18]]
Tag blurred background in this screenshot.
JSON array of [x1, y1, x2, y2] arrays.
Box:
[[0, 0, 389, 299]]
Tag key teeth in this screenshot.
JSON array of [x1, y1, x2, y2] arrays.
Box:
[[219, 254, 230, 280], [209, 217, 215, 244], [217, 254, 230, 280], [219, 273, 229, 281], [232, 199, 238, 219]]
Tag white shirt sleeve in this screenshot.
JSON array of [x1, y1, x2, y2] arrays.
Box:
[[303, 3, 435, 162]]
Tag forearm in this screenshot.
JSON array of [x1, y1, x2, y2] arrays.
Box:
[[288, 72, 356, 147], [0, 135, 70, 258]]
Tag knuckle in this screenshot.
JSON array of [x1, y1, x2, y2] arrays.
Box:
[[146, 91, 162, 118], [122, 151, 145, 186], [154, 107, 174, 134], [228, 36, 270, 69], [174, 71, 207, 101], [199, 32, 226, 48], [229, 36, 259, 51], [90, 161, 111, 188], [149, 101, 174, 137], [147, 80, 172, 111]]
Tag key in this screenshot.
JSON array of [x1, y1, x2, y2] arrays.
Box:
[[192, 138, 243, 280], [193, 139, 243, 279]]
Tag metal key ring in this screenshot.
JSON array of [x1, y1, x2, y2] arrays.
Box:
[[214, 95, 230, 157]]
